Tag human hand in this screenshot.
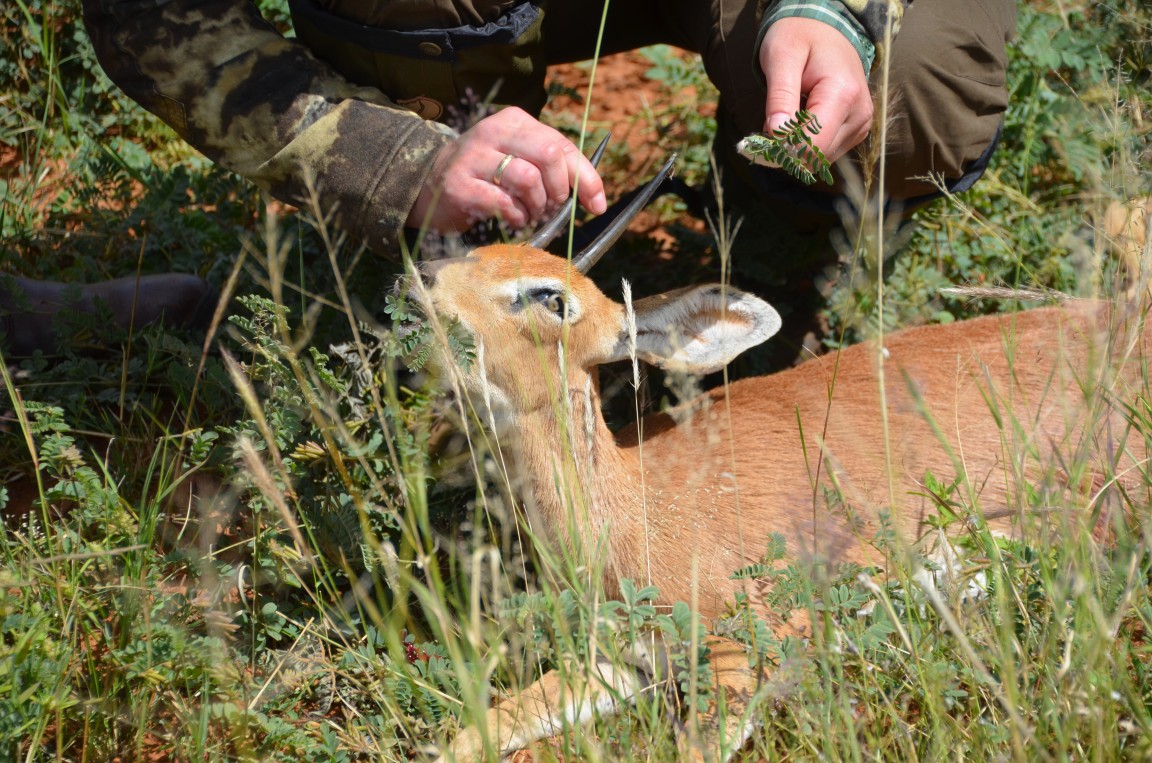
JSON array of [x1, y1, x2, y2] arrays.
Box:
[[406, 107, 608, 233], [759, 17, 873, 164]]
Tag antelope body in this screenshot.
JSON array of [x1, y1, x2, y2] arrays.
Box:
[[414, 156, 1151, 761], [419, 244, 1150, 761], [424, 243, 1147, 609]]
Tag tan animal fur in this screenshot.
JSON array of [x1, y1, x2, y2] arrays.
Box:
[[1102, 196, 1152, 298], [417, 244, 1151, 761]]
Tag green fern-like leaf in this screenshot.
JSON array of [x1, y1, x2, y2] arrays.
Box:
[[730, 562, 772, 581], [737, 109, 834, 186], [730, 532, 788, 579]]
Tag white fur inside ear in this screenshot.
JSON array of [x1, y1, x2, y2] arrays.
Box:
[[628, 285, 781, 373]]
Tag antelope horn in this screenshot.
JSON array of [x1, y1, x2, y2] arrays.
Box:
[[572, 153, 677, 274], [524, 134, 611, 250]]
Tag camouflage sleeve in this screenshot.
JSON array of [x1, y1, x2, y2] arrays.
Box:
[[82, 0, 457, 255], [758, 0, 911, 74]]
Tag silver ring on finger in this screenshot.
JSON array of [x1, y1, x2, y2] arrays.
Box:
[[492, 153, 516, 187]]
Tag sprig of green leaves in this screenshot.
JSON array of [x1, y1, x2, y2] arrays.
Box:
[[737, 109, 834, 186]]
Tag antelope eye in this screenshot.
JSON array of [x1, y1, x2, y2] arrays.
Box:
[[542, 292, 565, 315], [523, 287, 566, 317]]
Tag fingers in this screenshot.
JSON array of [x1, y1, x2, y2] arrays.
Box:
[[561, 140, 608, 216], [805, 78, 871, 163], [761, 26, 807, 136], [511, 134, 580, 211], [504, 119, 607, 219], [760, 17, 874, 164], [408, 107, 608, 234], [491, 154, 548, 221]]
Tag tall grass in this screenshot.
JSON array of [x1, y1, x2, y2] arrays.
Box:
[[1, 0, 1151, 761]]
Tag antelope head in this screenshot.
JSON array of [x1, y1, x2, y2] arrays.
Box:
[[409, 149, 782, 427]]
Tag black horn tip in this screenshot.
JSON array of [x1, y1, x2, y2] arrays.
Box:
[[572, 153, 678, 274]]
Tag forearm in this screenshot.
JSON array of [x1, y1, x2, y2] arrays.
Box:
[[82, 0, 455, 252]]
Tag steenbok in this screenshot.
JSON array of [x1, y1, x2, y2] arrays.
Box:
[[410, 154, 1150, 762]]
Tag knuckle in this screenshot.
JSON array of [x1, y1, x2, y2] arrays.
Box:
[[848, 84, 870, 106], [767, 94, 801, 113], [519, 158, 542, 181], [829, 83, 863, 108], [468, 118, 496, 139], [537, 140, 565, 164], [499, 106, 528, 125]]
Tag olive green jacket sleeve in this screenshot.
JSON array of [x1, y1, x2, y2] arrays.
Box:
[[83, 0, 457, 254]]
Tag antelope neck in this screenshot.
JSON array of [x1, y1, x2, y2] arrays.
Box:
[[509, 374, 649, 588]]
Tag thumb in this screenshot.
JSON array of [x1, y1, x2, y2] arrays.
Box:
[[762, 44, 805, 134]]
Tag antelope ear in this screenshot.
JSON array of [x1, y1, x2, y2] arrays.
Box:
[[610, 285, 782, 373]]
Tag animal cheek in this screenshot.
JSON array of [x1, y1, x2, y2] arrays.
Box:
[[574, 333, 620, 366]]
